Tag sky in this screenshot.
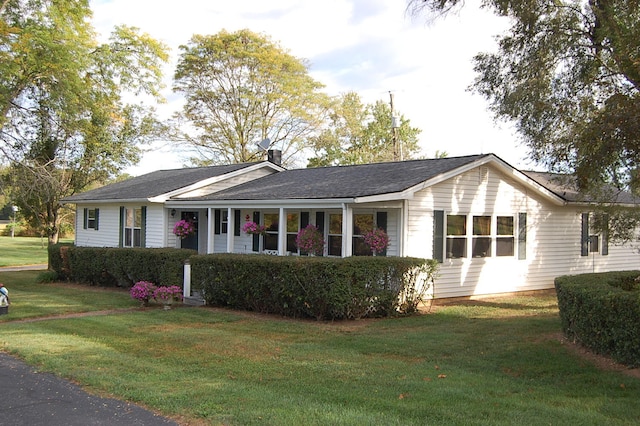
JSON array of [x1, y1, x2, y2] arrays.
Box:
[[90, 0, 532, 176]]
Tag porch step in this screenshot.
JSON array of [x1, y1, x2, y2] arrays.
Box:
[[183, 291, 206, 306]]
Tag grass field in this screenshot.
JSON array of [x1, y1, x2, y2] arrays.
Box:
[[0, 236, 50, 266], [0, 236, 74, 267], [1, 270, 638, 425]]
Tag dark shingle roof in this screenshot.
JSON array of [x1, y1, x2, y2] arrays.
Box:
[[523, 171, 640, 204], [189, 155, 489, 201], [63, 163, 260, 202]]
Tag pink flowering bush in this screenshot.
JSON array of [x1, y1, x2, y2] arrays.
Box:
[[295, 225, 325, 255], [153, 285, 183, 303], [173, 219, 195, 239], [363, 228, 389, 255], [130, 281, 157, 306], [242, 221, 266, 235]]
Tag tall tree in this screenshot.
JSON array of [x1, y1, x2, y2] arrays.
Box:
[[308, 91, 421, 167], [408, 0, 640, 193], [172, 29, 330, 167], [0, 0, 169, 244], [409, 0, 640, 241]]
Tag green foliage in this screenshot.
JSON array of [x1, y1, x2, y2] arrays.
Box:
[[555, 271, 640, 367], [0, 1, 169, 244], [173, 29, 330, 167], [410, 0, 640, 196], [48, 246, 195, 288], [191, 254, 437, 320], [308, 91, 422, 167]]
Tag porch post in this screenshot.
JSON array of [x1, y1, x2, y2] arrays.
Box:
[[226, 207, 234, 253], [207, 207, 214, 254], [278, 207, 286, 255], [401, 200, 409, 257], [342, 203, 352, 257]]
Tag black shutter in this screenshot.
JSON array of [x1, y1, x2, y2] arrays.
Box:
[[94, 209, 99, 231], [252, 211, 260, 252], [376, 212, 388, 256], [83, 208, 88, 229], [433, 210, 444, 263], [214, 209, 221, 235], [234, 209, 241, 236], [301, 212, 310, 229], [602, 214, 609, 256], [119, 206, 125, 248], [581, 213, 589, 256], [315, 212, 325, 233], [140, 206, 147, 248], [518, 213, 527, 260]]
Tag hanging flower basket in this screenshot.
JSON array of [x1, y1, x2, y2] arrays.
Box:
[[295, 224, 325, 256], [173, 219, 195, 239], [363, 228, 389, 255], [242, 221, 267, 235]]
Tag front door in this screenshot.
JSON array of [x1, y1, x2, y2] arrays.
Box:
[[181, 211, 199, 251]]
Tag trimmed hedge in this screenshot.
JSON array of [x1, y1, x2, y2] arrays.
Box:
[[48, 244, 195, 288], [191, 254, 438, 320], [555, 271, 640, 367]]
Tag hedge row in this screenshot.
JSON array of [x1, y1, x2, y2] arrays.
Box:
[[191, 254, 438, 320], [48, 244, 195, 288], [555, 271, 640, 367]]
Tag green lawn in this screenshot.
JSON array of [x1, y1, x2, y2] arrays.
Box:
[[1, 271, 639, 425], [0, 236, 52, 266]]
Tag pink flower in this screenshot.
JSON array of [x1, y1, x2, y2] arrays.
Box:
[[242, 221, 267, 235], [173, 220, 195, 239], [363, 228, 389, 254]]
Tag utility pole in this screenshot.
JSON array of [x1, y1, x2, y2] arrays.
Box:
[[389, 91, 401, 161]]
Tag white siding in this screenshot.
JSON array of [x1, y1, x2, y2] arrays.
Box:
[[405, 165, 640, 298], [74, 204, 121, 247], [145, 204, 165, 248]]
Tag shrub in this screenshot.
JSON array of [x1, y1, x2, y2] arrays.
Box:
[[49, 246, 195, 288], [48, 243, 74, 280], [130, 281, 158, 306], [191, 254, 437, 320], [555, 271, 640, 367]]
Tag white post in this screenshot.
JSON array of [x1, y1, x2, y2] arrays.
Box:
[[278, 207, 286, 255], [183, 259, 191, 299]]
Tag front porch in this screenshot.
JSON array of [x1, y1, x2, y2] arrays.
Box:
[[166, 204, 403, 258]]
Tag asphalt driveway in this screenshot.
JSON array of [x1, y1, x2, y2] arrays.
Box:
[[0, 352, 179, 426]]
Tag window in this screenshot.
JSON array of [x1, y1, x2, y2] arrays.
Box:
[[84, 208, 99, 230], [472, 216, 491, 257], [443, 214, 517, 259], [328, 213, 342, 256], [287, 213, 299, 253], [446, 215, 467, 258], [496, 216, 515, 256], [353, 214, 374, 256], [124, 207, 142, 247], [263, 213, 279, 251], [582, 212, 609, 256], [221, 210, 228, 234]]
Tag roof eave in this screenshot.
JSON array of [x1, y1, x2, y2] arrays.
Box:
[[149, 162, 283, 202]]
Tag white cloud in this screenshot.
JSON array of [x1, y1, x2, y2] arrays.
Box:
[[89, 0, 529, 175]]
